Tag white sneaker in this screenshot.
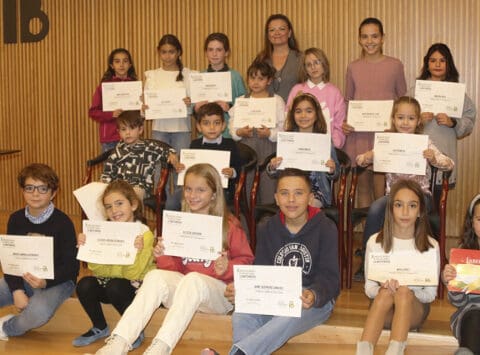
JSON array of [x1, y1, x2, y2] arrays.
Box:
[[0, 314, 15, 341], [143, 338, 170, 355], [95, 334, 130, 355]]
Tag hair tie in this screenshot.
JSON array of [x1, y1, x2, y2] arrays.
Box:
[[469, 194, 480, 216]]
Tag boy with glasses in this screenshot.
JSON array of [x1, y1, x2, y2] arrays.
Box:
[[0, 163, 79, 341]]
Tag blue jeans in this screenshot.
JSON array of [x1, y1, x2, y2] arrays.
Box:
[[0, 278, 75, 336], [229, 299, 334, 355], [152, 131, 192, 211], [362, 193, 433, 249]]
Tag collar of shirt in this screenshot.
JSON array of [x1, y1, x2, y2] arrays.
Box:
[[207, 64, 230, 72], [202, 136, 223, 145], [306, 79, 326, 90]]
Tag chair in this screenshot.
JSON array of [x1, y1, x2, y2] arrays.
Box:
[[81, 139, 173, 234], [249, 148, 351, 288], [233, 142, 258, 243], [345, 166, 370, 289], [345, 166, 451, 297]]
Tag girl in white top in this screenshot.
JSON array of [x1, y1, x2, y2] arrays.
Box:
[[356, 179, 440, 355], [143, 34, 193, 154]]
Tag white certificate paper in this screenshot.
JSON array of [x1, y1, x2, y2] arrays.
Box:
[[277, 132, 331, 172], [367, 248, 439, 286], [77, 220, 140, 265], [177, 149, 230, 188], [101, 81, 142, 111], [189, 72, 232, 103], [347, 100, 394, 132], [0, 235, 54, 279], [234, 265, 302, 317], [73, 182, 108, 221], [373, 133, 428, 175], [415, 80, 466, 118], [233, 97, 276, 128], [144, 88, 187, 120], [162, 211, 222, 260]]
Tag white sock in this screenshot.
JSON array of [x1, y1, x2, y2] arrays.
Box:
[[356, 341, 374, 355], [385, 340, 407, 355]]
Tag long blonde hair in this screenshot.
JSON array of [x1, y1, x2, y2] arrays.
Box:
[[182, 164, 230, 250]]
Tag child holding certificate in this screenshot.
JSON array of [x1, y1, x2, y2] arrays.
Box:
[[342, 17, 406, 239], [267, 93, 339, 208], [357, 179, 440, 355], [94, 164, 254, 355], [89, 48, 138, 152], [194, 32, 246, 138], [443, 194, 480, 355], [228, 60, 285, 204], [226, 168, 339, 355], [100, 111, 178, 201], [174, 103, 242, 204], [417, 43, 477, 200], [0, 164, 78, 341], [286, 47, 346, 149], [355, 96, 453, 280], [73, 180, 154, 348]]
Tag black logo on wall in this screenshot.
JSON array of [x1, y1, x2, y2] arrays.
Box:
[[3, 0, 49, 43]]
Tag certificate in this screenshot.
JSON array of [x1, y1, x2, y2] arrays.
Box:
[[101, 81, 142, 111], [373, 133, 428, 175], [144, 88, 187, 120], [162, 211, 222, 260], [177, 149, 230, 188], [415, 80, 465, 118], [233, 97, 276, 128], [73, 182, 108, 221], [347, 100, 393, 132], [448, 248, 480, 294], [277, 132, 331, 172], [0, 235, 54, 279], [234, 265, 302, 317], [189, 72, 232, 103], [77, 220, 140, 265], [367, 248, 438, 286]]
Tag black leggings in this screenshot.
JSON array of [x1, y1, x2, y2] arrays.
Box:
[[460, 308, 480, 355], [76, 276, 136, 330]]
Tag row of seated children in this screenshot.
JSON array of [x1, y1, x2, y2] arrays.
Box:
[[0, 162, 479, 355]]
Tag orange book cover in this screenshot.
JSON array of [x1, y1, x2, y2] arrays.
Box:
[[448, 248, 480, 294]]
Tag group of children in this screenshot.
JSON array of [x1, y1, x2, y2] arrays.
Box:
[[0, 13, 478, 355]]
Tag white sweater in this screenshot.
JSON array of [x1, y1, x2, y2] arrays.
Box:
[[364, 233, 439, 303]]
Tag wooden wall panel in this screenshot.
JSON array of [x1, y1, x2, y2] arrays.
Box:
[[0, 0, 478, 237]]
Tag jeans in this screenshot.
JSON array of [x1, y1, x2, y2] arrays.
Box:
[[362, 193, 433, 249], [113, 270, 232, 349], [151, 130, 191, 211], [0, 278, 75, 336], [229, 299, 334, 355]]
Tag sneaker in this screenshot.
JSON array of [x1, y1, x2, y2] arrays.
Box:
[[131, 331, 145, 350], [353, 265, 365, 282], [143, 338, 170, 355], [0, 314, 15, 341], [73, 326, 110, 347], [200, 348, 220, 355], [95, 334, 130, 355]]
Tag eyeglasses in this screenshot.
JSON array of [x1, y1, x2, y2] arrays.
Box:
[[23, 185, 50, 194], [305, 60, 322, 69]]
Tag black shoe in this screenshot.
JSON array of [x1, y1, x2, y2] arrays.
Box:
[[353, 265, 365, 282]]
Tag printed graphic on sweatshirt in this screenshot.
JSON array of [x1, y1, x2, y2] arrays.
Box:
[[274, 242, 312, 274]]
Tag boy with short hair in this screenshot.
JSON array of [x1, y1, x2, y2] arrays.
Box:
[[0, 163, 79, 340], [101, 110, 178, 200], [224, 168, 339, 355], [176, 102, 242, 202]]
